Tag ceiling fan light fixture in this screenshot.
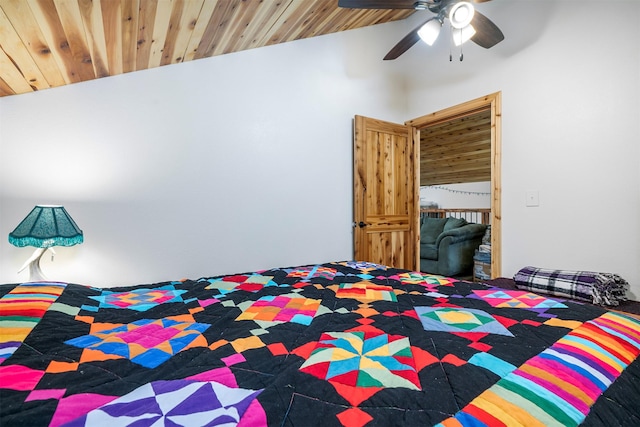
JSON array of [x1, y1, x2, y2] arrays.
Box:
[[418, 18, 442, 46], [449, 2, 475, 29], [412, 1, 431, 10], [453, 24, 476, 46]]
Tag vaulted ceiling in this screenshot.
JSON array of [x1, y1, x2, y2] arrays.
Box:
[[0, 0, 413, 98]]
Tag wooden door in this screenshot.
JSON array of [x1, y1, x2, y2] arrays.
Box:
[[353, 115, 418, 270]]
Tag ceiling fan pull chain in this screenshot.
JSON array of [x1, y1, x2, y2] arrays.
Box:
[[449, 24, 453, 61]]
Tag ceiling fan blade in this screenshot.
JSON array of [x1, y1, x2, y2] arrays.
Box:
[[383, 18, 434, 60], [470, 11, 504, 48], [338, 0, 418, 9]]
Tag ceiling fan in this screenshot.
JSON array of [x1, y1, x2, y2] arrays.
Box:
[[338, 0, 504, 60]]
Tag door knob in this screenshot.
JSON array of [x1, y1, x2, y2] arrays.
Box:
[[358, 221, 367, 228]]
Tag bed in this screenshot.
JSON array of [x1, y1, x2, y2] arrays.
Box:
[[2, 261, 639, 426]]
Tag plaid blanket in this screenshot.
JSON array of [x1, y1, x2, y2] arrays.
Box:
[[513, 266, 629, 306]]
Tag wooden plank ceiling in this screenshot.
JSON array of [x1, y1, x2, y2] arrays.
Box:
[[0, 0, 413, 97], [420, 108, 491, 186]]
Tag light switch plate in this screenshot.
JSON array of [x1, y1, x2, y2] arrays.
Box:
[[526, 191, 539, 207]]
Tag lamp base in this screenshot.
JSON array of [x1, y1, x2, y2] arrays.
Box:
[[18, 247, 53, 282]]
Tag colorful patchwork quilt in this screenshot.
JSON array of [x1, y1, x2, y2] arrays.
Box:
[[2, 261, 640, 426]]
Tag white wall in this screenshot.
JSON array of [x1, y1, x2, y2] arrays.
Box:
[[2, 0, 639, 300], [420, 182, 491, 209], [404, 0, 640, 298], [0, 22, 409, 287]]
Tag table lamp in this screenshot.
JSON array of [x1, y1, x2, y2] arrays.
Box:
[[8, 205, 83, 282]]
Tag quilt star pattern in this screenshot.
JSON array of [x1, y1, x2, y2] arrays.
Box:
[[66, 379, 262, 426], [1, 262, 640, 427], [299, 327, 421, 390], [65, 317, 211, 368], [83, 284, 187, 312]]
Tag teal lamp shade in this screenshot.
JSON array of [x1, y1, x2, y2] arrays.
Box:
[[9, 205, 83, 248], [9, 205, 83, 282]]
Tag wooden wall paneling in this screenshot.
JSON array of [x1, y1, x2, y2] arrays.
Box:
[[101, 0, 123, 75], [192, 0, 234, 60], [0, 46, 33, 93], [135, 0, 158, 70], [422, 127, 490, 145], [420, 170, 491, 184], [422, 138, 489, 156], [313, 7, 366, 36], [208, 0, 255, 56], [271, 1, 408, 45], [419, 109, 491, 186], [420, 114, 490, 144], [78, 0, 109, 78], [53, 0, 96, 81], [421, 171, 491, 186], [27, 0, 78, 85], [305, 0, 341, 39], [287, 0, 340, 41], [174, 0, 204, 63], [421, 147, 490, 163], [338, 9, 371, 31], [0, 6, 47, 92], [307, 4, 401, 38], [161, 0, 205, 65], [264, 1, 322, 46], [223, 0, 291, 55], [421, 154, 491, 172], [246, 1, 297, 49], [223, 0, 270, 53], [0, 0, 58, 90], [424, 147, 491, 162], [422, 149, 490, 167], [298, 2, 410, 39], [422, 160, 491, 176], [420, 111, 490, 134], [147, 0, 173, 68], [5, 0, 70, 87], [159, 0, 185, 65], [183, 0, 216, 62], [120, 0, 139, 73], [428, 132, 489, 147], [338, 9, 378, 31], [1, 0, 414, 97], [0, 75, 15, 96]]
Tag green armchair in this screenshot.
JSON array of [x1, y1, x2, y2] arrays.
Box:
[[420, 216, 487, 277]]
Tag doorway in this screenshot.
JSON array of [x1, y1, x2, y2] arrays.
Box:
[[406, 92, 502, 277]]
